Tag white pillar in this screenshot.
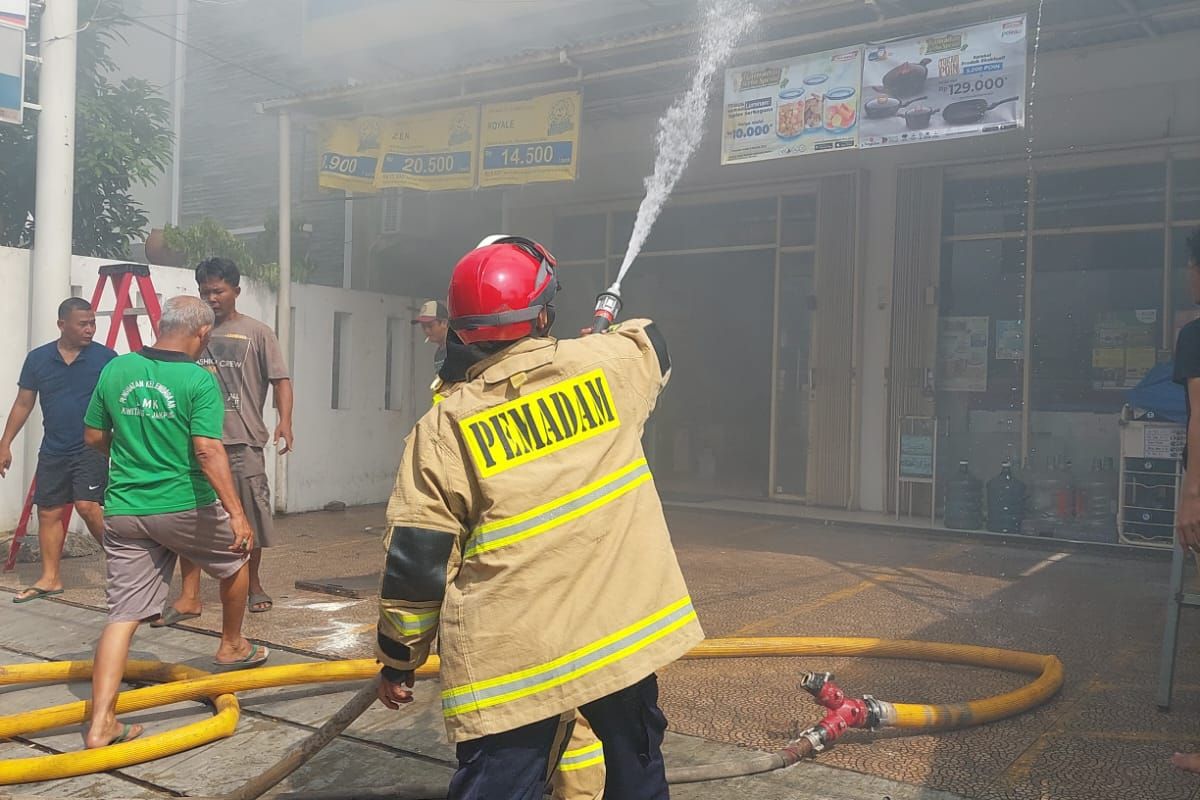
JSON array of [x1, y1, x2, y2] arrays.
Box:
[[26, 0, 79, 486], [30, 0, 78, 347], [274, 110, 291, 514], [168, 0, 188, 226], [343, 191, 353, 290]]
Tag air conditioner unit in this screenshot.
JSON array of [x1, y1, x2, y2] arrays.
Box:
[[381, 188, 403, 234]]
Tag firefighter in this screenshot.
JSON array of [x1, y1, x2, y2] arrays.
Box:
[[375, 235, 703, 799], [430, 286, 606, 800]]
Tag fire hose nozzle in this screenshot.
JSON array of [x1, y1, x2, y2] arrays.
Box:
[[590, 286, 622, 334]]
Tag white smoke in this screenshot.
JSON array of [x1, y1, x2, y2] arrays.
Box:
[[615, 0, 760, 286]]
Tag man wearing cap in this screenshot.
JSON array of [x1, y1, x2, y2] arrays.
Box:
[[413, 300, 450, 374]]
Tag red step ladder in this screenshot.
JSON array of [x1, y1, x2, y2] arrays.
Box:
[[5, 264, 162, 571]]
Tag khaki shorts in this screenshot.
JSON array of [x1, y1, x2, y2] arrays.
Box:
[[104, 503, 248, 623], [226, 444, 279, 548]]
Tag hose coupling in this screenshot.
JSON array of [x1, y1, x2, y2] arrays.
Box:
[[800, 671, 835, 695], [862, 695, 885, 730], [798, 726, 828, 753]]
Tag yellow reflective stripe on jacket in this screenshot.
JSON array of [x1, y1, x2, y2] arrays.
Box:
[[433, 393, 444, 405], [558, 740, 604, 772], [441, 596, 697, 718], [464, 459, 652, 559], [380, 607, 440, 637]]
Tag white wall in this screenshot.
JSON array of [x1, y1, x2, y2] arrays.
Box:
[[0, 248, 32, 530], [287, 283, 423, 512], [0, 248, 423, 531]]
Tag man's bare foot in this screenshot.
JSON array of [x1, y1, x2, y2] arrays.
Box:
[[84, 720, 144, 749], [1172, 752, 1200, 773]]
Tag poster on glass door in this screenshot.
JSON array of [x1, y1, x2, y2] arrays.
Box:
[[939, 316, 989, 392], [860, 15, 1027, 149], [721, 45, 863, 164]]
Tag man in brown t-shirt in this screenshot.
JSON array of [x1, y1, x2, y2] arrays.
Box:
[[153, 258, 294, 623]]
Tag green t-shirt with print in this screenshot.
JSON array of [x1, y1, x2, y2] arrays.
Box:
[[84, 348, 225, 516]]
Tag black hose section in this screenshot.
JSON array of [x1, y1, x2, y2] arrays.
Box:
[[269, 738, 816, 799], [218, 678, 382, 800]]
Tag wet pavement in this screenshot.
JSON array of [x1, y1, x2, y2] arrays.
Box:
[[2, 504, 1200, 799]]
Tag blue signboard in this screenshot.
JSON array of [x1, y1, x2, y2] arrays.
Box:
[[0, 23, 23, 125]]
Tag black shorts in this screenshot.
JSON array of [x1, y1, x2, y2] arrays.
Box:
[[34, 449, 108, 507]]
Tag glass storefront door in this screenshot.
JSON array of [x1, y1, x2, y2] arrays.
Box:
[[772, 252, 815, 497]]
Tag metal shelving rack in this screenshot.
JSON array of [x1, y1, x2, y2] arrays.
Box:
[[1118, 419, 1183, 549]]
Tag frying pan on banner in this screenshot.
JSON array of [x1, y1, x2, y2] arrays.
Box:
[[942, 96, 1021, 126], [863, 95, 927, 119], [877, 58, 932, 98]]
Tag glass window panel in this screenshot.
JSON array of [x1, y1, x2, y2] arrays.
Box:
[[609, 196, 777, 255], [936, 239, 1026, 489], [556, 261, 608, 336], [943, 176, 1028, 236], [1170, 225, 1200, 341], [1174, 159, 1200, 222], [781, 194, 817, 247], [1034, 229, 1163, 273], [1035, 163, 1165, 229], [618, 250, 774, 499], [553, 213, 607, 262], [1030, 230, 1164, 413]]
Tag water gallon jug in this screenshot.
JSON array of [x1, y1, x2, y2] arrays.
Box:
[[1072, 458, 1116, 542], [945, 461, 983, 530], [986, 460, 1026, 534], [1024, 457, 1061, 537]]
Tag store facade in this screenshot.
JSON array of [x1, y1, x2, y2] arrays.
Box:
[[264, 1, 1200, 542]]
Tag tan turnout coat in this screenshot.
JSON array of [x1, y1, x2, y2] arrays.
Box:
[[377, 320, 704, 743]]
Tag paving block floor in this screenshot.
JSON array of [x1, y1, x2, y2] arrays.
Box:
[[3, 504, 1199, 799]]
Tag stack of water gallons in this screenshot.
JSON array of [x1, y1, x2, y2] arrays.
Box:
[[1021, 456, 1117, 542]]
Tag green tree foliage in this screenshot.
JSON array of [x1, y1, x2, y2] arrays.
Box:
[[0, 0, 173, 257], [162, 212, 315, 289]]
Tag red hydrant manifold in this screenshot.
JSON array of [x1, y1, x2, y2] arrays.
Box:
[[797, 672, 894, 752]]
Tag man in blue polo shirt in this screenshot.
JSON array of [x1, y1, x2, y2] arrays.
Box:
[[0, 298, 117, 602]]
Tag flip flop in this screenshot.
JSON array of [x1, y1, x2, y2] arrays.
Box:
[[102, 722, 144, 747], [213, 642, 270, 669], [248, 592, 273, 613], [150, 608, 202, 628], [12, 587, 64, 604]]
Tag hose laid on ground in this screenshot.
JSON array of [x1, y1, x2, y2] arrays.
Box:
[[0, 637, 1063, 791]]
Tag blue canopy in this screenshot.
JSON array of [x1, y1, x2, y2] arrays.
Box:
[[1127, 362, 1187, 424]]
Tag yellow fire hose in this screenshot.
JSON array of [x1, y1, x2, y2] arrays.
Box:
[[0, 637, 1063, 791]]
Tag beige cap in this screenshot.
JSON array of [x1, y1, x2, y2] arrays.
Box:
[[413, 300, 448, 323]]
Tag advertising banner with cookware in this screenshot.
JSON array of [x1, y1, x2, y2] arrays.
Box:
[[860, 16, 1027, 148], [721, 45, 864, 165], [720, 15, 1027, 162]]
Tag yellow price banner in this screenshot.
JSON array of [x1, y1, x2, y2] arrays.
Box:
[[479, 92, 581, 188], [318, 117, 382, 193], [374, 107, 479, 192]]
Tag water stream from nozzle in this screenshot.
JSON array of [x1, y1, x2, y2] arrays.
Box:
[[608, 0, 760, 296]]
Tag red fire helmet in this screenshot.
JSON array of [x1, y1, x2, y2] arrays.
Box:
[[447, 235, 559, 344]]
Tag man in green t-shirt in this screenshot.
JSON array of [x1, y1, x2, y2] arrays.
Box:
[[81, 295, 269, 749]]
